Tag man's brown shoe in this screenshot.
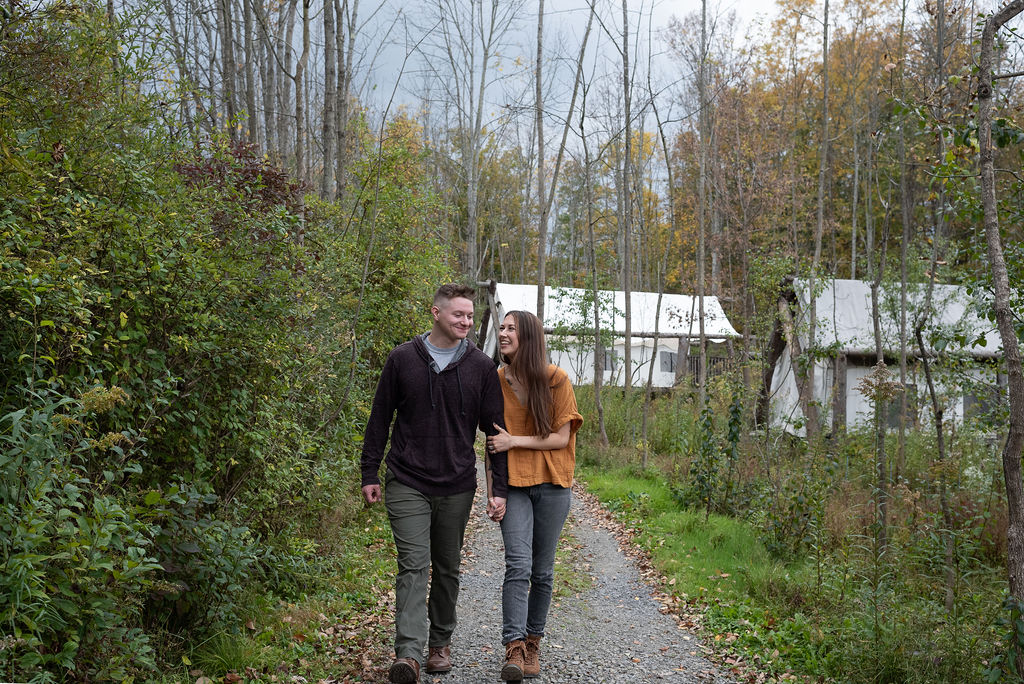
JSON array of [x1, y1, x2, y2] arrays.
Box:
[[524, 634, 541, 678], [426, 644, 452, 673], [388, 657, 420, 683], [500, 640, 527, 681]]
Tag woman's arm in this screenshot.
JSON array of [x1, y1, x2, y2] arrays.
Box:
[[487, 421, 571, 452]]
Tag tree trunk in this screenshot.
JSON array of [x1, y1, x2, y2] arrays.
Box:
[[292, 0, 309, 241], [642, 271, 665, 469], [278, 0, 297, 165], [217, 0, 238, 138], [335, 0, 357, 196], [696, 0, 708, 403], [621, 0, 633, 390], [916, 289, 955, 613], [779, 293, 816, 434], [850, 132, 859, 278], [978, 0, 1024, 601], [321, 0, 336, 199], [805, 0, 829, 442], [579, 77, 608, 447], [255, 0, 276, 154], [896, 0, 911, 483], [535, 0, 546, 318], [867, 135, 892, 553], [757, 315, 787, 428], [243, 0, 256, 141], [294, 0, 309, 183]]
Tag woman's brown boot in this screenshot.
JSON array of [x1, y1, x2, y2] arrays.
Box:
[[501, 640, 526, 681], [524, 634, 541, 677]]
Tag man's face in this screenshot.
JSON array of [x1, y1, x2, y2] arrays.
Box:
[[432, 296, 474, 342]]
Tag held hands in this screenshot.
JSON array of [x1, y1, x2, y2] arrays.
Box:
[[487, 496, 506, 522], [487, 424, 515, 454], [362, 484, 382, 505]]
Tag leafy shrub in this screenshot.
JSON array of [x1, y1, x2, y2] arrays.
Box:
[[143, 483, 262, 632], [0, 391, 160, 682], [1, 2, 458, 679]]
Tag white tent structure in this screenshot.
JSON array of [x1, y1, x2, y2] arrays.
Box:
[[769, 278, 1003, 434], [479, 282, 741, 388]]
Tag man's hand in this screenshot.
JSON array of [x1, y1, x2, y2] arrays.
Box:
[[362, 484, 382, 504], [487, 496, 506, 522]]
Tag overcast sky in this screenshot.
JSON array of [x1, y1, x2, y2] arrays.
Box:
[[350, 0, 779, 118]]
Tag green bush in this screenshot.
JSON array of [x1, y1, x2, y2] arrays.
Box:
[[0, 2, 459, 679], [0, 391, 160, 681], [143, 483, 262, 632]]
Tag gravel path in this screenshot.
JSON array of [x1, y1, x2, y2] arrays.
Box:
[[426, 469, 736, 683]]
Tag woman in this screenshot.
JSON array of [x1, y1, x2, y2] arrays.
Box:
[[486, 310, 583, 681]]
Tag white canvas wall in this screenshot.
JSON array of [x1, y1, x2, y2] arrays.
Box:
[[770, 354, 1000, 435], [552, 338, 682, 388], [482, 283, 740, 388], [768, 278, 1002, 435]]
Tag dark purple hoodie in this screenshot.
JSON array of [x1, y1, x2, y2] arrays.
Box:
[[361, 334, 509, 498]]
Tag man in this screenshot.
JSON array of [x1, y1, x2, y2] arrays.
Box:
[[361, 283, 508, 683]]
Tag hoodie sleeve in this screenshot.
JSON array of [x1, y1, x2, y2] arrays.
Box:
[[479, 364, 509, 498], [361, 352, 398, 487]]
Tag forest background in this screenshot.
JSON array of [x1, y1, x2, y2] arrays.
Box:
[[3, 0, 1024, 681]]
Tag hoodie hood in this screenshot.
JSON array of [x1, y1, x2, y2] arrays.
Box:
[[415, 332, 470, 374]]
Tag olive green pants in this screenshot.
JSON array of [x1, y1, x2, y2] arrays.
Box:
[[384, 472, 475, 664]]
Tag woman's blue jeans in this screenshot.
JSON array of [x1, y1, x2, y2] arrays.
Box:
[[499, 483, 571, 644]]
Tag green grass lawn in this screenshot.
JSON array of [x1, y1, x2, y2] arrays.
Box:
[[578, 465, 780, 604]]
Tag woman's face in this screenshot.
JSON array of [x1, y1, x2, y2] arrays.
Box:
[[498, 314, 520, 360]]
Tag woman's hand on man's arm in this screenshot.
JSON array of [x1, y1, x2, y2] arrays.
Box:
[[487, 421, 570, 453]]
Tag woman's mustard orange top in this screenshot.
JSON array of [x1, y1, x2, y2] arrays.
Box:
[[498, 364, 583, 488]]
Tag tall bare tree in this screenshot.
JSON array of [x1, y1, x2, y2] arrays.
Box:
[[294, 0, 310, 184], [334, 0, 359, 196], [696, 0, 709, 402], [804, 0, 829, 441], [242, 0, 255, 141], [619, 0, 634, 389], [419, 0, 523, 279], [321, 0, 337, 198], [978, 0, 1024, 602], [581, 103, 609, 447], [215, 0, 238, 136], [535, 0, 546, 317]]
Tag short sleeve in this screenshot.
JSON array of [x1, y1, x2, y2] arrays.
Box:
[[550, 366, 583, 435]]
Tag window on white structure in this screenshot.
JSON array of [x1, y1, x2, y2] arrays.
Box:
[[964, 378, 1005, 422], [885, 384, 918, 430], [660, 350, 677, 373], [599, 346, 615, 372]]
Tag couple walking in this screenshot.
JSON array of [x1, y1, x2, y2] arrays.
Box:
[[360, 283, 583, 682]]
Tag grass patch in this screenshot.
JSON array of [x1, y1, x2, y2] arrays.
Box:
[[577, 462, 848, 677], [578, 464, 783, 605]]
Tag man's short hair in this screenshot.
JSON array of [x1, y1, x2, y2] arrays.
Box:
[[434, 283, 475, 306]]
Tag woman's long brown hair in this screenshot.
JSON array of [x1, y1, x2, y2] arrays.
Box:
[[502, 310, 554, 437]]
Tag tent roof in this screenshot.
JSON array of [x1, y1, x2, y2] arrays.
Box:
[[795, 278, 1001, 358], [490, 282, 741, 339]]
